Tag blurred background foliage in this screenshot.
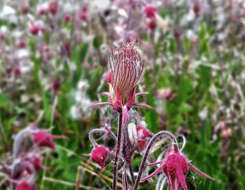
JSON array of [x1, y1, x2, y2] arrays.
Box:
[[0, 0, 245, 189]]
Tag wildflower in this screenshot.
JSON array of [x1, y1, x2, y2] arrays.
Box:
[[13, 66, 21, 77], [16, 181, 36, 190], [25, 156, 46, 173], [91, 146, 108, 169], [144, 5, 156, 18], [48, 1, 59, 15], [91, 43, 153, 123], [39, 8, 48, 15], [136, 126, 153, 149], [141, 146, 215, 190], [32, 130, 65, 149], [29, 22, 39, 35], [147, 19, 157, 30], [18, 40, 25, 48], [64, 14, 71, 22], [8, 177, 36, 190], [79, 5, 88, 21]]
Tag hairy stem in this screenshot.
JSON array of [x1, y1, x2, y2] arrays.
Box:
[[133, 131, 177, 190], [113, 112, 123, 190], [129, 162, 135, 184]]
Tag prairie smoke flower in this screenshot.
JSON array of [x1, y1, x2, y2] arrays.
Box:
[[136, 126, 153, 149], [8, 178, 36, 190], [48, 1, 59, 15], [64, 14, 71, 22], [89, 145, 116, 169], [144, 5, 156, 18], [141, 146, 215, 190], [91, 146, 108, 169], [16, 181, 36, 190], [32, 130, 65, 149], [29, 22, 39, 35], [91, 43, 153, 123]]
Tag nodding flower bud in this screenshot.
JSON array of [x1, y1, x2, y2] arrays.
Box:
[[16, 181, 36, 190], [25, 156, 44, 173], [32, 130, 65, 149], [8, 178, 36, 190], [48, 1, 59, 15], [142, 146, 215, 190], [29, 22, 39, 35], [136, 126, 153, 149], [109, 43, 144, 104], [144, 5, 156, 18], [91, 146, 108, 169]]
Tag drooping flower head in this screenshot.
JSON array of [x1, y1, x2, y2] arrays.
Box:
[[16, 181, 36, 190], [136, 126, 153, 149], [141, 145, 215, 190], [109, 43, 144, 105], [32, 130, 65, 149], [91, 145, 108, 169]]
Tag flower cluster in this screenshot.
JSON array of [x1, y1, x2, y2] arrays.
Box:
[[89, 43, 215, 190], [1, 114, 64, 189]]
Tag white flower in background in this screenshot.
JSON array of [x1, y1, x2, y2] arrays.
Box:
[[199, 107, 208, 120], [70, 80, 92, 120]]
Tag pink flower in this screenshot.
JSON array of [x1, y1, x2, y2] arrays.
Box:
[[136, 126, 153, 149], [25, 156, 46, 173], [29, 22, 39, 35], [64, 14, 71, 22], [18, 40, 25, 48], [8, 178, 36, 190], [17, 181, 36, 190], [13, 66, 21, 77], [91, 44, 153, 123], [32, 130, 65, 149], [48, 1, 59, 15], [91, 146, 108, 169], [39, 8, 48, 15], [147, 19, 157, 30], [144, 5, 156, 18], [79, 5, 88, 21], [141, 147, 215, 190]]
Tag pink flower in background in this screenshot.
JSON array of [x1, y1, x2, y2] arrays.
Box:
[[48, 1, 59, 15], [29, 22, 39, 35], [18, 40, 25, 48], [136, 126, 153, 149], [141, 147, 215, 190], [8, 179, 36, 190], [144, 5, 156, 18], [32, 130, 65, 149], [64, 14, 71, 22]]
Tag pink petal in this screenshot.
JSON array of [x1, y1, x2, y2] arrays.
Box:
[[140, 166, 163, 182], [176, 166, 187, 190], [188, 163, 216, 181]]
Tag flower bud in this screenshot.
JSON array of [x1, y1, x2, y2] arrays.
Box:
[[91, 146, 108, 169]]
